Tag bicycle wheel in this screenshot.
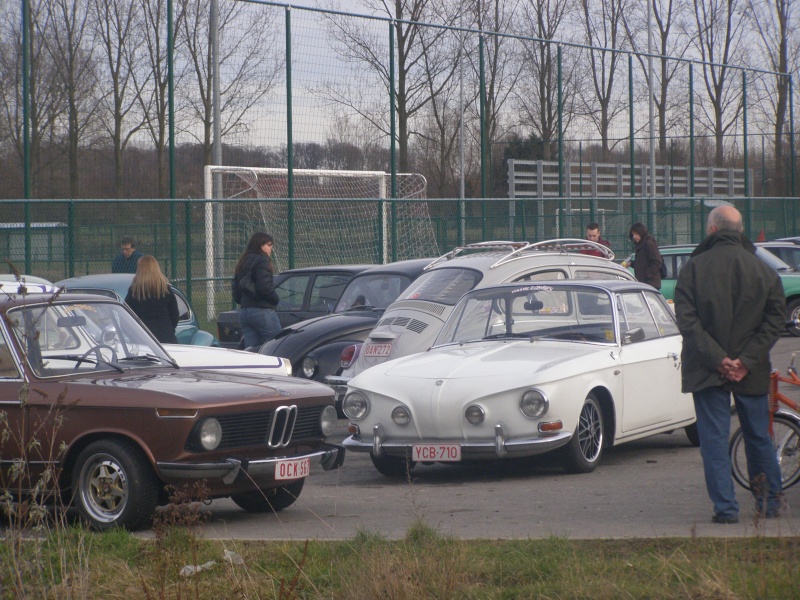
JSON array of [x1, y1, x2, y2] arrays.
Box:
[[730, 415, 800, 491]]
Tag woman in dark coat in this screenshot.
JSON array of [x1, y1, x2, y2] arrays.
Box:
[[629, 222, 663, 289], [233, 231, 281, 348], [125, 255, 179, 343]]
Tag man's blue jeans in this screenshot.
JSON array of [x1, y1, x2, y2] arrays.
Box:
[[239, 307, 281, 349], [693, 386, 783, 519]]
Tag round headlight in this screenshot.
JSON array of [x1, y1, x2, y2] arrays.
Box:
[[520, 389, 549, 419], [465, 405, 485, 425], [199, 418, 222, 450], [391, 405, 411, 426], [301, 356, 318, 379], [320, 405, 338, 436], [342, 391, 370, 420]]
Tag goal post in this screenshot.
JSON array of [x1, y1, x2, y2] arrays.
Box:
[[202, 166, 440, 318]]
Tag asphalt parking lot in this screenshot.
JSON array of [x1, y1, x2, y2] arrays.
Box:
[[183, 336, 800, 541]]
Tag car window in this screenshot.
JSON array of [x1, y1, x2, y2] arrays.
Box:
[[400, 268, 483, 306], [643, 292, 680, 336], [513, 269, 567, 282], [572, 269, 628, 280], [309, 274, 350, 312], [336, 274, 412, 311], [617, 292, 660, 341], [275, 275, 310, 311], [171, 287, 191, 321], [0, 330, 19, 378]]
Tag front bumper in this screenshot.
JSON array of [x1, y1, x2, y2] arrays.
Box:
[[343, 423, 571, 460], [157, 442, 345, 485]]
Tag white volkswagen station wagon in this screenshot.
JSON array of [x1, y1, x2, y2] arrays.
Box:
[[327, 239, 635, 401]]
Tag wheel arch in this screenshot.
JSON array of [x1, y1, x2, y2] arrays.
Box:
[[59, 431, 158, 495], [589, 385, 616, 446]]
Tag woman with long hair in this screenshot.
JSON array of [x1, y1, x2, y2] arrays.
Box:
[[233, 231, 281, 348], [629, 222, 663, 289], [125, 255, 179, 343]]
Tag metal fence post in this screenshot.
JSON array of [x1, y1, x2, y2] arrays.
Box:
[[390, 20, 397, 262], [286, 6, 295, 268]]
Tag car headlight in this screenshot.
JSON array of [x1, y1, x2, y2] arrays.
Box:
[[319, 405, 338, 436], [301, 356, 318, 379], [391, 405, 411, 426], [465, 405, 485, 425], [199, 418, 222, 450], [342, 391, 370, 420], [520, 389, 549, 419]]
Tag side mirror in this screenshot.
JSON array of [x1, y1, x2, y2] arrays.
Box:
[[622, 327, 645, 344]]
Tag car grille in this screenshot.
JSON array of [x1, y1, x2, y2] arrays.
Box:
[[377, 316, 430, 334], [189, 405, 324, 451]]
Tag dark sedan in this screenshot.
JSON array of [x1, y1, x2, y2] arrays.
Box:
[[256, 258, 432, 391], [217, 264, 373, 348], [0, 287, 344, 531]]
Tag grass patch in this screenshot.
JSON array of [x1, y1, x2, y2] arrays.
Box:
[[2, 523, 798, 599]]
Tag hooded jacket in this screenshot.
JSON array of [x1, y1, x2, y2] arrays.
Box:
[[674, 230, 786, 395]]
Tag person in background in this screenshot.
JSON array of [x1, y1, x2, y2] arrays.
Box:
[[674, 205, 785, 524], [628, 222, 663, 289], [581, 222, 612, 256], [112, 237, 144, 274], [233, 232, 281, 348], [125, 255, 179, 344]]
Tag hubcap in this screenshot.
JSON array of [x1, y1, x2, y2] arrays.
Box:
[[81, 455, 128, 523], [577, 401, 602, 462]]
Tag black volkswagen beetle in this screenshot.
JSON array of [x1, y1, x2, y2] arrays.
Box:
[[256, 258, 433, 388]]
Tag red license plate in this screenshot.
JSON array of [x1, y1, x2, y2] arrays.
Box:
[[412, 444, 461, 462], [364, 343, 392, 357], [275, 457, 310, 480]]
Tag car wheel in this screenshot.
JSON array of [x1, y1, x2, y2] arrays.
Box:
[[370, 453, 415, 477], [230, 479, 305, 512], [559, 393, 604, 474], [788, 299, 800, 337], [71, 439, 159, 531], [684, 423, 701, 447]]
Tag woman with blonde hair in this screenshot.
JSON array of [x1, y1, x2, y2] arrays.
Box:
[[125, 255, 179, 343]]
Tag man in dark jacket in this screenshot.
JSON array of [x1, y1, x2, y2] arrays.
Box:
[[674, 205, 785, 524]]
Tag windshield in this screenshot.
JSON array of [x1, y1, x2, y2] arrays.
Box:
[[335, 273, 412, 312], [435, 284, 616, 346], [756, 247, 795, 271], [8, 300, 174, 377], [398, 268, 483, 306]]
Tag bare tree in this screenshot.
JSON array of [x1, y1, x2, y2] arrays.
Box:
[[689, 0, 747, 167], [178, 0, 283, 167], [91, 0, 145, 197], [623, 0, 692, 160], [579, 0, 630, 160], [47, 0, 102, 198], [323, 0, 454, 173], [516, 0, 580, 160], [746, 0, 799, 176]]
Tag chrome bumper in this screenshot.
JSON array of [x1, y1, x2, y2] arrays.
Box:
[[157, 443, 345, 485], [343, 423, 571, 460]]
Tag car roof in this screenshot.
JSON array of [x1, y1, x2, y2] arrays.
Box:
[[473, 279, 660, 294], [0, 290, 124, 310], [276, 264, 374, 276], [0, 274, 54, 285], [758, 241, 800, 248], [354, 258, 435, 277]]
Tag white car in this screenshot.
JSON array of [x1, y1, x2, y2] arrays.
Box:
[[327, 239, 635, 402], [342, 280, 697, 476], [163, 344, 292, 377]]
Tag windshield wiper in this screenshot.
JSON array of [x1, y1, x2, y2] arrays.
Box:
[[118, 354, 163, 364], [45, 354, 125, 373]]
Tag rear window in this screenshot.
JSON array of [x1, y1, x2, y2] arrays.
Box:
[[400, 268, 483, 306]]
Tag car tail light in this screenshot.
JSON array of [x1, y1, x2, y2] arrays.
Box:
[[340, 344, 360, 368]]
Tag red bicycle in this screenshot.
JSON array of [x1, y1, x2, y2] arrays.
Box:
[[730, 351, 800, 490]]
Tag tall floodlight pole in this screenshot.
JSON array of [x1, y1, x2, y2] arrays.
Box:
[[459, 0, 465, 244], [647, 0, 656, 204]]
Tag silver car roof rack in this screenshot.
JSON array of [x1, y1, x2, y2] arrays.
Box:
[[426, 238, 615, 271]]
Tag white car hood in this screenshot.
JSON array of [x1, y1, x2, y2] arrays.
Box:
[[163, 344, 291, 376], [366, 340, 608, 384]]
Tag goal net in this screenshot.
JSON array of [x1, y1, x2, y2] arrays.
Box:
[[202, 166, 440, 317]]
